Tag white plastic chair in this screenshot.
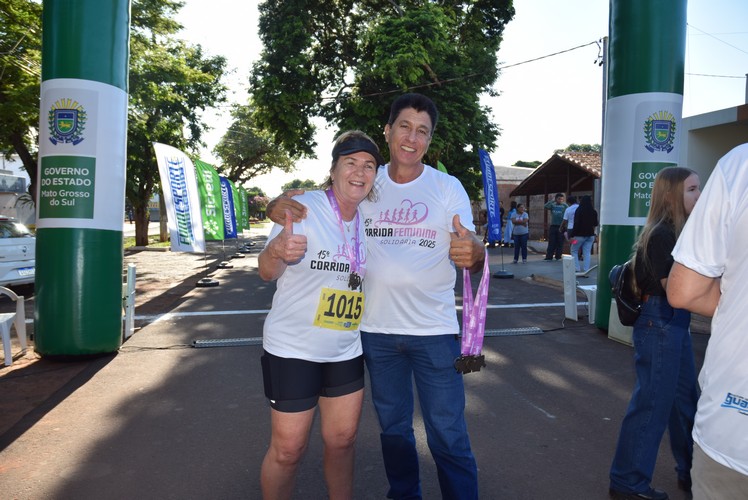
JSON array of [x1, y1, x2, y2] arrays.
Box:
[[0, 286, 27, 366], [562, 255, 597, 323]]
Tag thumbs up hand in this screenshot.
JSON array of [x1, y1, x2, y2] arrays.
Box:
[[452, 214, 471, 238], [449, 214, 485, 271], [271, 209, 307, 263], [258, 210, 308, 281]]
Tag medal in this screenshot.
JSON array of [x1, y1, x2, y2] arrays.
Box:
[[454, 355, 469, 373], [326, 189, 364, 290], [348, 272, 362, 291], [454, 354, 486, 374], [457, 250, 490, 375]]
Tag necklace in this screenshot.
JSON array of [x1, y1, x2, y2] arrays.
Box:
[[343, 219, 354, 231]]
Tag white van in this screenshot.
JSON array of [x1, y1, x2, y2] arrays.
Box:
[[0, 216, 35, 287]]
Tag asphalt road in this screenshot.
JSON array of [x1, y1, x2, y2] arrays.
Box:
[[0, 224, 707, 499]]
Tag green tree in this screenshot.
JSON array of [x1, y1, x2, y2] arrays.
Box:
[[0, 1, 228, 245], [245, 186, 266, 198], [213, 103, 295, 185], [281, 178, 319, 192], [127, 0, 228, 245], [0, 0, 42, 199], [558, 143, 601, 153], [514, 160, 541, 168], [248, 194, 270, 219], [250, 0, 515, 199]]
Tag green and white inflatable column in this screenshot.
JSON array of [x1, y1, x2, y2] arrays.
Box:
[[35, 0, 130, 356], [596, 0, 687, 329]]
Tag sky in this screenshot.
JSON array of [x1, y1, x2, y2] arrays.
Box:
[[177, 0, 748, 197]]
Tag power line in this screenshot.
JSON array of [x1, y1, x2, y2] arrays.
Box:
[[689, 31, 748, 36], [498, 40, 599, 70], [685, 72, 745, 79], [316, 40, 603, 103], [688, 23, 748, 56]]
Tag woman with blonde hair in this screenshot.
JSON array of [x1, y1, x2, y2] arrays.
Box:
[[609, 167, 702, 500], [258, 130, 382, 500]]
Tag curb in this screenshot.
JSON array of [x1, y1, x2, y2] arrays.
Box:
[[530, 273, 562, 289], [126, 246, 170, 252]]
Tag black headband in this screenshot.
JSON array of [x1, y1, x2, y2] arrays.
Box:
[[332, 137, 385, 167]]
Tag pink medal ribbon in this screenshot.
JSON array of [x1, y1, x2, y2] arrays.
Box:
[[456, 249, 489, 373], [325, 189, 362, 290]]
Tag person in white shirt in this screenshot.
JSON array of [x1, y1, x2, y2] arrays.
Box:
[[560, 196, 580, 270], [560, 195, 578, 242], [258, 130, 382, 500], [668, 143, 748, 499]]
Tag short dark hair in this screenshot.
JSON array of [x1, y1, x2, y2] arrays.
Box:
[[387, 93, 439, 134], [567, 195, 577, 204], [555, 193, 565, 200]]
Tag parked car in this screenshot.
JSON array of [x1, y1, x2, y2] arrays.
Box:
[[0, 216, 35, 287]]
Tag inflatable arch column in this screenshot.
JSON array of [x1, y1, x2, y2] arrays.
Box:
[[596, 0, 687, 329], [35, 0, 130, 356]]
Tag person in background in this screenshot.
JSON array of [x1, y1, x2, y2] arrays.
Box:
[[125, 202, 134, 224], [559, 195, 578, 244], [543, 192, 567, 261], [477, 208, 489, 246], [258, 130, 382, 500], [493, 200, 505, 247], [266, 93, 485, 499], [609, 167, 701, 500], [560, 195, 581, 266], [502, 200, 517, 247], [570, 195, 598, 276], [667, 144, 748, 499], [511, 202, 529, 264]]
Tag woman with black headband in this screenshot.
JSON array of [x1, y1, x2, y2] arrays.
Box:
[[257, 130, 382, 499]]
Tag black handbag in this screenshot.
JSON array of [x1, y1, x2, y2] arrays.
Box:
[[609, 260, 642, 326]]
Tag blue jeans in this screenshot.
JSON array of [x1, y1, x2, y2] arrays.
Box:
[[545, 225, 564, 259], [570, 235, 595, 272], [609, 295, 698, 494], [361, 332, 478, 500], [513, 233, 528, 262]]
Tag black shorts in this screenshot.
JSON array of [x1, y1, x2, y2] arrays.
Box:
[[260, 351, 364, 413]]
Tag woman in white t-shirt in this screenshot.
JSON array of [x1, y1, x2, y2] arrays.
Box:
[[258, 130, 382, 499]]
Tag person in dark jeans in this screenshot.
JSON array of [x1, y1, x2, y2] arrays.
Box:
[[543, 193, 568, 261], [609, 167, 701, 500], [511, 203, 529, 264]]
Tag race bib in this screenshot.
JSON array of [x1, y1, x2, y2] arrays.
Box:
[[314, 287, 364, 331]]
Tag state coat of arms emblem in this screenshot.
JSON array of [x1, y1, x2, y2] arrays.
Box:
[[644, 110, 676, 153], [48, 99, 87, 145]]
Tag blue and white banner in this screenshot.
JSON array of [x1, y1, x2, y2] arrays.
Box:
[[152, 142, 205, 253], [219, 176, 238, 239], [479, 149, 501, 243]]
